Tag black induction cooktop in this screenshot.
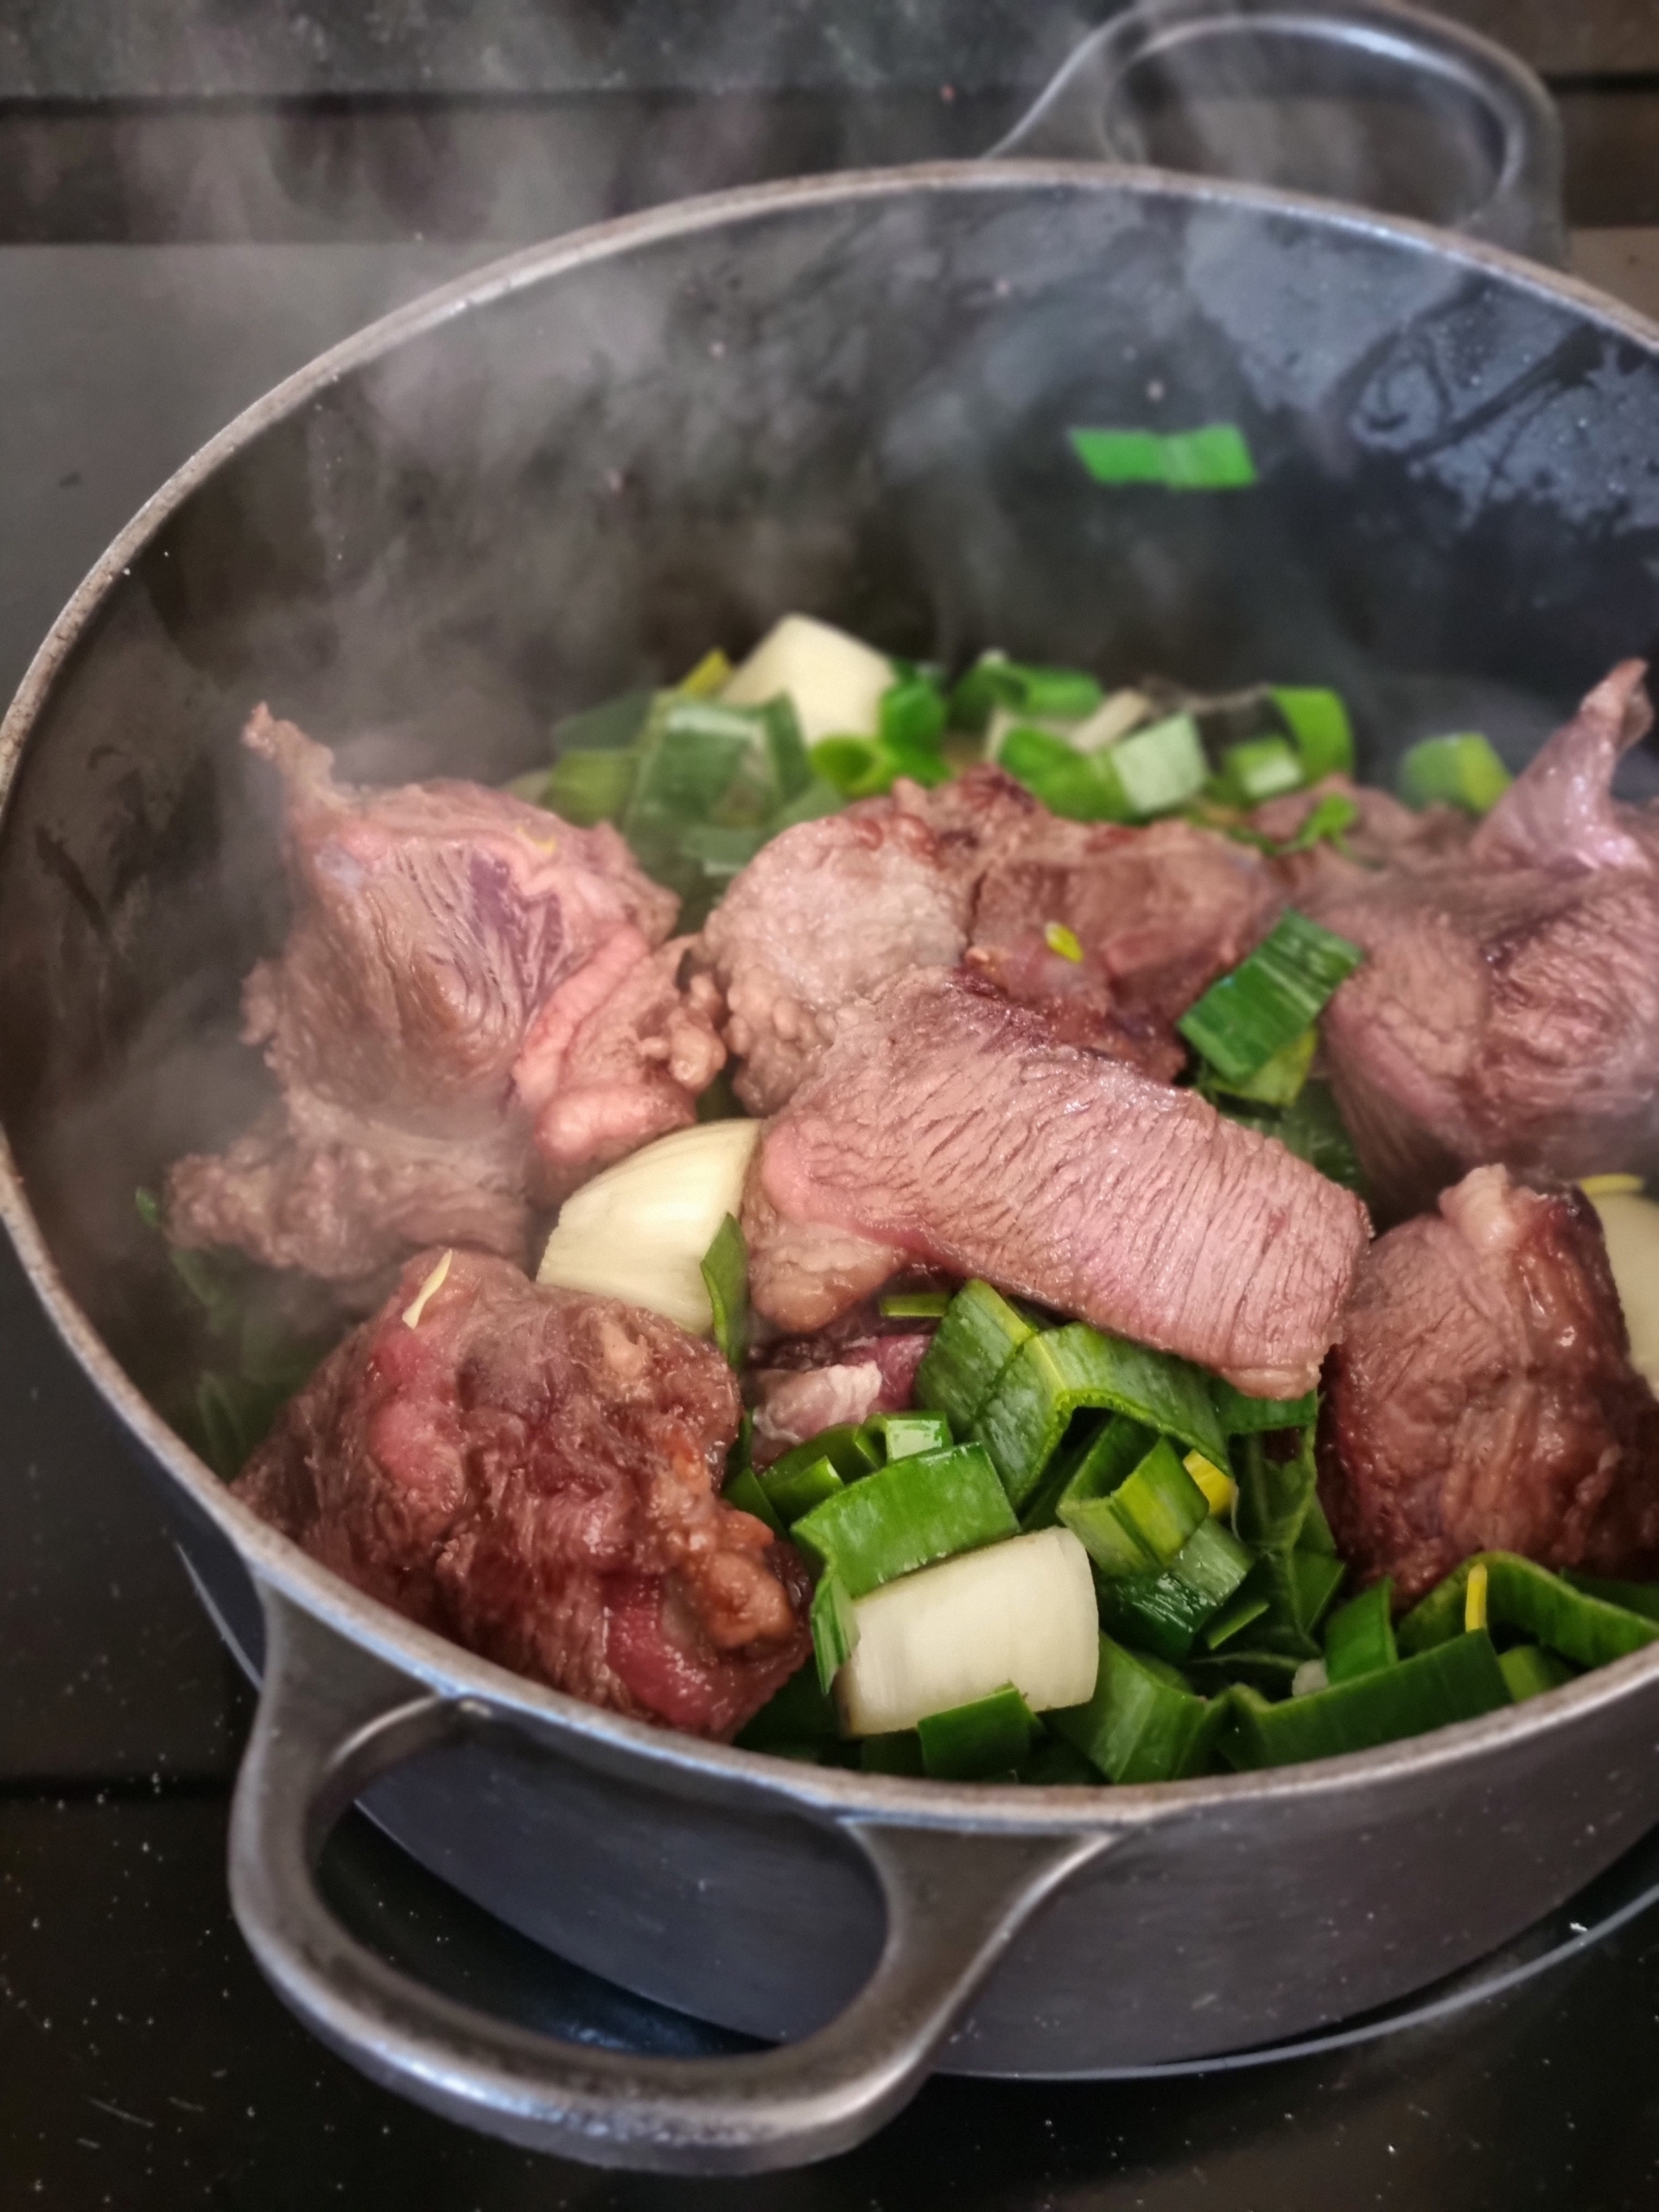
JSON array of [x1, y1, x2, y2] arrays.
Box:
[[6, 122, 1659, 2212]]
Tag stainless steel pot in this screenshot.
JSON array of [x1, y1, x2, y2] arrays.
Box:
[[4, 9, 1659, 2178]]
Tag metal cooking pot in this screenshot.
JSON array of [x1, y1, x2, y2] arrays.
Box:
[[5, 5, 1659, 2179]]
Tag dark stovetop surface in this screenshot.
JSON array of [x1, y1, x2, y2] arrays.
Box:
[[7, 167, 1659, 2212]]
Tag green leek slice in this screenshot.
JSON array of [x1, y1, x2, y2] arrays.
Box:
[[810, 1571, 860, 1694], [1271, 687, 1355, 779], [543, 746, 639, 826], [1221, 1630, 1510, 1770], [1217, 735, 1303, 808], [865, 1411, 953, 1461], [976, 1322, 1230, 1507], [722, 1464, 785, 1540], [1498, 1645, 1577, 1702], [790, 1443, 1019, 1598], [1397, 1554, 1659, 1671], [699, 1213, 748, 1367], [918, 1685, 1036, 1780], [1324, 1579, 1398, 1684], [1092, 1516, 1256, 1662], [1397, 733, 1511, 814], [914, 1281, 1038, 1433], [1178, 910, 1363, 1084], [1060, 1436, 1209, 1578], [762, 1454, 843, 1526], [1050, 1635, 1229, 1783], [1211, 1380, 1319, 1435]]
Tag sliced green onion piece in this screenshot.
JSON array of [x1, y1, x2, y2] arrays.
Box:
[[1092, 1516, 1256, 1662], [1278, 791, 1360, 854], [1299, 1494, 1338, 1557], [1221, 1630, 1510, 1770], [550, 688, 655, 754], [866, 1411, 953, 1461], [1202, 1024, 1316, 1109], [914, 1281, 1038, 1434], [677, 823, 768, 878], [948, 653, 1103, 734], [810, 1570, 861, 1694], [1234, 1429, 1319, 1556], [770, 774, 844, 831], [996, 725, 1109, 821], [1211, 1379, 1319, 1435], [1017, 1734, 1100, 1786], [1092, 712, 1209, 823], [544, 747, 639, 826], [1397, 1554, 1659, 1671], [879, 1288, 952, 1320], [918, 1685, 1035, 1780], [1061, 1435, 1209, 1578], [1177, 910, 1363, 1084], [1019, 1414, 1153, 1535], [1070, 423, 1258, 491], [809, 734, 892, 798], [1217, 735, 1303, 808], [625, 698, 753, 829], [1288, 1550, 1346, 1637], [879, 677, 948, 753], [723, 1463, 785, 1540], [1271, 687, 1355, 779], [1050, 1635, 1228, 1783], [734, 1660, 838, 1750], [678, 649, 733, 699], [1397, 733, 1511, 814], [699, 1213, 748, 1368], [791, 1443, 1019, 1598], [1201, 1582, 1272, 1651], [861, 1730, 925, 1776], [1560, 1571, 1659, 1623], [763, 1453, 843, 1526], [1498, 1645, 1576, 1702], [976, 1323, 1230, 1509]]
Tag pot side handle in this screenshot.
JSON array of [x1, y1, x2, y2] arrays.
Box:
[[230, 1587, 1116, 2176], [991, 0, 1567, 267]]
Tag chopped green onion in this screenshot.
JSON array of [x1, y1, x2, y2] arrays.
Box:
[[769, 774, 845, 830], [626, 699, 753, 829], [1287, 1550, 1346, 1636], [1070, 423, 1258, 491], [757, 694, 813, 802], [1498, 1645, 1576, 1702], [1234, 1429, 1319, 1555], [1185, 1647, 1303, 1695], [879, 1288, 952, 1320], [1092, 1516, 1256, 1662], [1211, 1379, 1319, 1435], [1221, 1631, 1510, 1770], [879, 677, 948, 753], [1050, 1635, 1228, 1783], [550, 688, 655, 754], [1093, 713, 1209, 823], [918, 1685, 1036, 1780], [791, 1443, 1019, 1598], [810, 1570, 861, 1694], [1300, 1494, 1338, 1556], [1270, 687, 1355, 780], [734, 1661, 837, 1750], [1017, 1733, 1100, 1786], [1060, 1435, 1209, 1577], [975, 1322, 1230, 1509], [1560, 1571, 1659, 1623], [948, 653, 1103, 734], [678, 649, 734, 698], [995, 725, 1109, 820], [1397, 733, 1512, 814], [1202, 1024, 1317, 1109], [913, 1281, 1038, 1433], [1277, 791, 1360, 853], [861, 1729, 925, 1775], [1044, 921, 1084, 964], [1177, 910, 1363, 1084], [723, 1463, 785, 1539], [544, 747, 639, 826], [677, 823, 769, 877], [699, 1213, 749, 1367], [1018, 1414, 1154, 1535], [761, 1421, 884, 1498], [1200, 1582, 1272, 1651], [865, 1411, 953, 1461], [808, 734, 890, 798], [1397, 1554, 1659, 1671], [1216, 735, 1303, 808], [762, 1452, 844, 1526]]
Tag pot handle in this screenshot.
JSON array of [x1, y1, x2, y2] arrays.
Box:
[[992, 0, 1567, 267], [230, 1588, 1114, 2174]]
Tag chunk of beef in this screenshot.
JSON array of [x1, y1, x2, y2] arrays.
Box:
[[1251, 774, 1473, 904], [701, 762, 1281, 1103], [166, 709, 721, 1278], [697, 804, 969, 1114], [1319, 1165, 1659, 1602], [1308, 664, 1659, 1218], [236, 1248, 810, 1738], [748, 1300, 939, 1465], [965, 814, 1280, 1079], [743, 967, 1370, 1397]]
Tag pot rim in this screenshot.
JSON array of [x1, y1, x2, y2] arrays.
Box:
[[5, 156, 1659, 1836]]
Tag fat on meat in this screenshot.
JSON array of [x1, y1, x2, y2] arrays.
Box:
[[1319, 1164, 1659, 1602], [166, 709, 723, 1280], [748, 1301, 938, 1465], [235, 1248, 810, 1738], [700, 763, 1281, 1105], [1307, 664, 1659, 1217], [743, 966, 1370, 1398]]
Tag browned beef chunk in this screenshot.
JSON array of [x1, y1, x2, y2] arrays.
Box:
[[744, 967, 1370, 1397], [236, 1248, 810, 1738], [166, 709, 722, 1278], [1307, 664, 1659, 1217], [1319, 1165, 1659, 1603], [748, 1300, 939, 1465], [700, 763, 1281, 1103], [697, 803, 969, 1114]]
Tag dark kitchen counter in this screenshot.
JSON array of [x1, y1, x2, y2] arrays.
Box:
[[7, 121, 1659, 2212]]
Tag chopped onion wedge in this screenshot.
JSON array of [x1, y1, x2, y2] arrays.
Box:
[[721, 614, 894, 745], [836, 1527, 1099, 1738], [1584, 1184, 1659, 1394], [537, 1120, 760, 1335]]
